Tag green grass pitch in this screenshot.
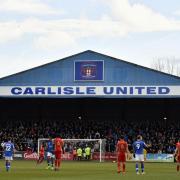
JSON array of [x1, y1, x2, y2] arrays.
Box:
[[0, 160, 179, 180]]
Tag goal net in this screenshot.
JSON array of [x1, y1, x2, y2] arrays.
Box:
[[38, 138, 106, 162]]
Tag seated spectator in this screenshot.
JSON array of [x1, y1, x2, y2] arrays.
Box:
[[0, 118, 179, 153]]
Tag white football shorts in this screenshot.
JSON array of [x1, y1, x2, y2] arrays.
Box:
[[5, 156, 13, 161], [47, 152, 54, 158], [135, 154, 144, 162]]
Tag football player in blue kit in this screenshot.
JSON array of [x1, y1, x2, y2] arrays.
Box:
[[3, 138, 15, 172], [46, 138, 54, 170], [133, 135, 149, 175]]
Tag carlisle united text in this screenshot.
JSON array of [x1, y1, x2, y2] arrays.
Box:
[[10, 86, 170, 96]]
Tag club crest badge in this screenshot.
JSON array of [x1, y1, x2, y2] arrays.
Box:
[[81, 63, 96, 79], [74, 61, 104, 81]]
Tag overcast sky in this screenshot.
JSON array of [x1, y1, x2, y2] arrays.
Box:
[[0, 0, 180, 78]]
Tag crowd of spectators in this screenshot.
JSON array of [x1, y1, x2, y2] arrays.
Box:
[[0, 118, 179, 154]]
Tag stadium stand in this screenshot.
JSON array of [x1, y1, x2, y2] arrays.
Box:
[[0, 118, 179, 153]]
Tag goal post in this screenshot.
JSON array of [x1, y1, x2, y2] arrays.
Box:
[[38, 138, 106, 162]]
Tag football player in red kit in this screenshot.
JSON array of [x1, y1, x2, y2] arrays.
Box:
[[174, 139, 180, 172], [116, 135, 129, 174], [54, 136, 64, 171]]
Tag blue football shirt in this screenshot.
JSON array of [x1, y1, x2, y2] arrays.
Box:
[[133, 140, 147, 154], [46, 141, 54, 153], [4, 142, 14, 157]]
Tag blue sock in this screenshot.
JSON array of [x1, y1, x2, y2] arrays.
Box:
[[136, 163, 139, 172], [141, 162, 144, 172], [8, 162, 10, 169], [47, 159, 50, 166], [51, 158, 54, 167], [6, 162, 10, 171], [6, 162, 8, 170]]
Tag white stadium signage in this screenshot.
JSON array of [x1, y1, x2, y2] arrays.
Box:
[[0, 86, 180, 96]]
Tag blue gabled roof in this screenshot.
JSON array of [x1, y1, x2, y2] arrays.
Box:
[[0, 50, 180, 86]]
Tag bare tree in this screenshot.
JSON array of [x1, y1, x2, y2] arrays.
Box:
[[176, 65, 180, 76], [151, 57, 180, 77], [151, 58, 165, 72]]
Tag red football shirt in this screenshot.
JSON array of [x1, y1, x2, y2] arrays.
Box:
[[116, 140, 128, 154], [39, 145, 45, 156], [176, 142, 180, 156], [54, 137, 64, 152]]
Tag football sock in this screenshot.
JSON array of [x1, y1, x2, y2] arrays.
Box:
[[141, 162, 144, 172], [55, 160, 57, 168], [6, 162, 10, 171], [123, 164, 125, 172], [8, 162, 11, 169], [136, 163, 139, 172], [6, 162, 8, 171], [58, 160, 61, 168], [51, 158, 54, 167], [117, 162, 120, 172], [47, 158, 50, 166], [177, 165, 179, 171], [40, 157, 43, 163]]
